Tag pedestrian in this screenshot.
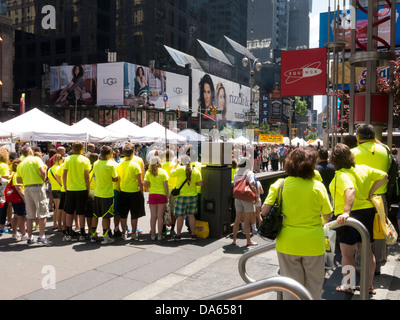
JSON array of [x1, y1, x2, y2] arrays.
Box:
[[162, 149, 178, 236], [48, 154, 63, 231], [116, 144, 144, 241], [343, 134, 358, 149], [329, 143, 388, 295], [232, 157, 258, 246], [262, 147, 333, 299], [16, 146, 53, 246], [270, 146, 279, 171], [93, 145, 119, 244], [261, 148, 269, 171], [87, 153, 99, 241], [278, 144, 287, 170], [170, 155, 203, 241], [62, 141, 91, 241], [0, 147, 11, 234], [144, 156, 169, 241], [316, 147, 336, 203], [9, 158, 28, 241]]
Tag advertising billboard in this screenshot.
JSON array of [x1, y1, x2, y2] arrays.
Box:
[[123, 63, 189, 111], [319, 4, 400, 49], [191, 69, 257, 123], [97, 62, 125, 106], [281, 47, 327, 97], [50, 64, 97, 106]]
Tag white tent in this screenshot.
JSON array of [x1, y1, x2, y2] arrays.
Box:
[[178, 129, 206, 142], [70, 118, 129, 143], [309, 138, 323, 147], [283, 137, 290, 145], [291, 137, 307, 147], [141, 121, 186, 143], [1, 108, 87, 142], [228, 136, 250, 145], [106, 118, 146, 142]]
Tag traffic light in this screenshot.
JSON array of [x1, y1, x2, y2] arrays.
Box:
[[177, 107, 181, 118], [291, 128, 297, 134]]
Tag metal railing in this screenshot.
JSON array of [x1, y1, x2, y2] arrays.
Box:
[[202, 276, 313, 300], [236, 217, 371, 300]]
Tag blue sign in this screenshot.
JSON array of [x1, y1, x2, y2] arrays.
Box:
[[163, 94, 168, 104]]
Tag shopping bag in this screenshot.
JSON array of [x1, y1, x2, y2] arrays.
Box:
[[324, 225, 336, 268], [373, 212, 385, 240], [195, 220, 209, 239], [370, 195, 398, 245]]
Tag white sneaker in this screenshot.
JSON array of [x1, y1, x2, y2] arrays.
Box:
[[101, 235, 115, 245], [157, 235, 164, 241], [122, 233, 130, 240], [21, 234, 29, 241], [131, 232, 138, 240], [63, 235, 72, 242], [150, 234, 156, 241], [12, 233, 21, 240]]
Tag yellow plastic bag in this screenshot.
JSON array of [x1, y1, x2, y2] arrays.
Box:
[[195, 220, 209, 239], [370, 195, 398, 245], [373, 212, 385, 240]]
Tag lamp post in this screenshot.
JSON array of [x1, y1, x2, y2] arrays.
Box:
[[242, 56, 262, 129]]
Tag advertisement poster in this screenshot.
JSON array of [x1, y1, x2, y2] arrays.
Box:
[[319, 4, 400, 49], [123, 63, 189, 111], [97, 62, 125, 106], [191, 69, 256, 123], [260, 94, 269, 124], [281, 47, 327, 97], [270, 98, 282, 123], [50, 64, 97, 106]]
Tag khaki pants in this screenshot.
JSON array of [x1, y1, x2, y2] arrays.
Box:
[[277, 252, 325, 300]]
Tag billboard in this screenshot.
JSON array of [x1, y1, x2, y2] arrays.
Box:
[[97, 62, 125, 106], [319, 4, 400, 49], [123, 63, 189, 111], [191, 69, 257, 123], [50, 64, 97, 106], [280, 47, 327, 97]]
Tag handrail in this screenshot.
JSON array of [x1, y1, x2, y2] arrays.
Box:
[[237, 217, 371, 300], [202, 276, 313, 300], [325, 217, 371, 300]]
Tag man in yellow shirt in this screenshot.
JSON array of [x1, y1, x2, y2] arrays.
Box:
[[116, 143, 144, 240], [93, 145, 119, 244], [62, 141, 91, 242], [16, 146, 53, 246]]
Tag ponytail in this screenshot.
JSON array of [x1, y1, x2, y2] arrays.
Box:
[[186, 163, 192, 186]]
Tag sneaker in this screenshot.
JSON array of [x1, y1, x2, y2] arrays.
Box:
[[122, 233, 130, 240], [90, 235, 98, 243], [101, 235, 115, 245], [21, 235, 28, 241], [131, 232, 138, 240], [113, 229, 122, 238], [27, 237, 35, 245], [191, 234, 197, 241], [170, 230, 176, 237], [38, 237, 53, 246], [79, 234, 90, 241], [174, 234, 181, 241], [63, 235, 72, 242], [150, 234, 156, 241], [157, 235, 164, 241], [12, 233, 21, 240]]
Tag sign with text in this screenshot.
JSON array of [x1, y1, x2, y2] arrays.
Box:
[[259, 134, 283, 144], [281, 47, 327, 97]]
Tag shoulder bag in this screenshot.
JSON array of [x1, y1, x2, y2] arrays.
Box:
[[4, 175, 23, 204], [258, 179, 284, 240], [171, 179, 187, 197], [233, 171, 256, 202]]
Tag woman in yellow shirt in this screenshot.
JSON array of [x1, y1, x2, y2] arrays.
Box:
[[144, 156, 169, 241], [329, 144, 387, 295], [262, 147, 333, 300], [48, 154, 63, 231]]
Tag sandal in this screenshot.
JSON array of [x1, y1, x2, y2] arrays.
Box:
[[246, 241, 258, 246], [355, 286, 376, 295], [336, 285, 354, 295]]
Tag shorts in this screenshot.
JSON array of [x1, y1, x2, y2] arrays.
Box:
[[12, 202, 26, 217], [174, 196, 198, 217], [59, 192, 66, 210], [94, 197, 114, 219], [64, 190, 88, 215], [51, 190, 62, 199], [117, 191, 145, 219], [149, 194, 167, 205], [336, 207, 375, 245], [24, 185, 49, 220], [114, 189, 119, 216], [234, 198, 255, 213]]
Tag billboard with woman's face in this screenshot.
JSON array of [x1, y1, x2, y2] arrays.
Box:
[[191, 69, 257, 123]]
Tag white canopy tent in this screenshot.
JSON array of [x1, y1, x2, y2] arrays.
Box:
[[178, 129, 206, 142], [1, 108, 87, 142], [106, 118, 146, 142], [309, 138, 323, 147], [141, 121, 187, 143], [291, 137, 308, 147], [70, 118, 129, 143], [228, 136, 250, 145]]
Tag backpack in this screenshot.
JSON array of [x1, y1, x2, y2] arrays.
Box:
[[383, 145, 400, 205]]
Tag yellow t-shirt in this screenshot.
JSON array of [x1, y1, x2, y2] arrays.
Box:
[[132, 155, 145, 181], [56, 163, 65, 192], [11, 173, 23, 191], [313, 170, 323, 182], [93, 159, 118, 198], [63, 154, 91, 191], [48, 164, 62, 191], [89, 168, 95, 191], [144, 168, 168, 195], [16, 156, 45, 186], [264, 177, 332, 256], [351, 142, 390, 194], [116, 159, 141, 193], [170, 166, 202, 197], [0, 162, 9, 177], [162, 162, 177, 189], [329, 164, 387, 215]]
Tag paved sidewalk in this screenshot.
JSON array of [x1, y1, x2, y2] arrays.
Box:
[[1, 197, 399, 301]]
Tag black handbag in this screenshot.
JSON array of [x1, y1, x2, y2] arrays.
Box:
[[171, 179, 187, 197], [258, 179, 284, 240]]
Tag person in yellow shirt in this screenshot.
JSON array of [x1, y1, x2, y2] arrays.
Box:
[[0, 147, 11, 234], [16, 146, 52, 246], [116, 144, 143, 241], [144, 156, 169, 241], [93, 145, 119, 244], [63, 141, 91, 242], [86, 153, 99, 242], [170, 155, 203, 241], [262, 147, 332, 299], [55, 161, 67, 235], [329, 143, 387, 295], [48, 154, 63, 231]]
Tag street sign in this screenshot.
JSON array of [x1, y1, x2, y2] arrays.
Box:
[[163, 94, 168, 104], [246, 111, 256, 117]]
